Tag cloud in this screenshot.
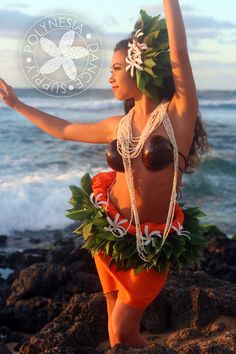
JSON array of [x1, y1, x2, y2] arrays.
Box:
[[184, 14, 236, 30], [3, 2, 29, 9], [218, 37, 236, 44], [0, 48, 18, 64], [128, 16, 136, 26], [138, 3, 236, 35], [139, 3, 236, 30], [186, 28, 229, 50], [123, 4, 236, 51], [101, 16, 119, 31], [99, 31, 129, 50], [0, 7, 235, 70], [194, 59, 236, 69], [0, 9, 38, 37], [140, 3, 195, 15], [189, 47, 220, 55], [181, 4, 196, 12], [99, 12, 236, 51]]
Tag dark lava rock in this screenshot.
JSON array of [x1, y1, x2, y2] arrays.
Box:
[[176, 330, 236, 354], [141, 296, 169, 333], [0, 235, 8, 245], [168, 286, 220, 330], [19, 293, 107, 353], [202, 229, 236, 284], [0, 325, 26, 344], [105, 343, 178, 353], [3, 297, 64, 332], [7, 261, 101, 305], [28, 238, 41, 245], [0, 232, 234, 353], [166, 327, 206, 347], [0, 342, 12, 354], [7, 263, 69, 303], [0, 280, 11, 306]]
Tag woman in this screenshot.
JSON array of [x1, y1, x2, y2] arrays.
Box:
[[0, 0, 210, 349]]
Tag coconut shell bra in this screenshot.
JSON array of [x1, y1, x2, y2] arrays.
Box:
[[105, 135, 187, 174]]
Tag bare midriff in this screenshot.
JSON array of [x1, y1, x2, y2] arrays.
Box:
[[108, 155, 184, 225], [108, 103, 193, 225]]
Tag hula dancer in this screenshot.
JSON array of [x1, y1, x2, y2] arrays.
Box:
[[0, 0, 210, 348]]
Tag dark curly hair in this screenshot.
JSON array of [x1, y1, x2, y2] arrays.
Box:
[[114, 38, 210, 174]]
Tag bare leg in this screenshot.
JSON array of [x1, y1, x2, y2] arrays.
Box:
[[104, 290, 118, 347], [111, 298, 148, 348]]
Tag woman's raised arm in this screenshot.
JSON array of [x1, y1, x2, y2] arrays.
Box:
[[163, 0, 198, 120], [0, 78, 68, 140], [0, 78, 121, 144]]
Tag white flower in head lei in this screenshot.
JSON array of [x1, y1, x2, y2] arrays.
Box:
[[124, 9, 172, 102], [125, 29, 148, 78]]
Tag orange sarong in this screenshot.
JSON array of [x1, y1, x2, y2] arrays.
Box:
[[92, 171, 184, 310]]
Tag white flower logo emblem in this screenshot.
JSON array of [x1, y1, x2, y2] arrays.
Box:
[[125, 29, 148, 77], [171, 221, 191, 240], [141, 225, 162, 246], [104, 213, 128, 238], [39, 30, 89, 80]]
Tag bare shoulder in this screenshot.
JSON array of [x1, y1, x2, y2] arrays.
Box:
[[106, 114, 124, 142]]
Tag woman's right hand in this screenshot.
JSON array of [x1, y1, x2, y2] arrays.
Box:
[[0, 78, 20, 109]]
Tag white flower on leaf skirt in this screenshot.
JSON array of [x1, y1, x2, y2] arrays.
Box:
[[125, 29, 148, 77], [171, 221, 191, 240], [89, 192, 108, 209], [104, 213, 128, 238], [141, 224, 162, 246]]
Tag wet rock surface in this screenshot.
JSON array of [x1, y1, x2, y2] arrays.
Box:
[[0, 229, 235, 353]]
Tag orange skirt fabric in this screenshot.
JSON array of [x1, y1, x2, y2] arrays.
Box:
[[94, 251, 170, 309], [92, 171, 184, 310]]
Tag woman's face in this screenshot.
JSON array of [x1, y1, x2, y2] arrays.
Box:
[[108, 49, 140, 101]]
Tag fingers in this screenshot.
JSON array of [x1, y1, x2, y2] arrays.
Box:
[[0, 78, 13, 99], [0, 78, 9, 92]]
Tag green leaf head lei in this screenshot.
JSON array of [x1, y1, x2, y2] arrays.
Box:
[[125, 9, 172, 102]]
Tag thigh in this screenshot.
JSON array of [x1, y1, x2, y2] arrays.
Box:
[[94, 253, 118, 294], [116, 263, 170, 309], [105, 290, 119, 316]]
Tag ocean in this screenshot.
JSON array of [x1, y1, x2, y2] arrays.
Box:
[[0, 89, 236, 249]]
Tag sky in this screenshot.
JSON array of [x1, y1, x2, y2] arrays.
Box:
[[0, 0, 236, 90]]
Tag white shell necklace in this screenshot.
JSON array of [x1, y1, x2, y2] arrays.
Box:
[[115, 99, 179, 262]]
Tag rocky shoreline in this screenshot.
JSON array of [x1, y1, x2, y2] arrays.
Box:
[[0, 224, 235, 353]]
